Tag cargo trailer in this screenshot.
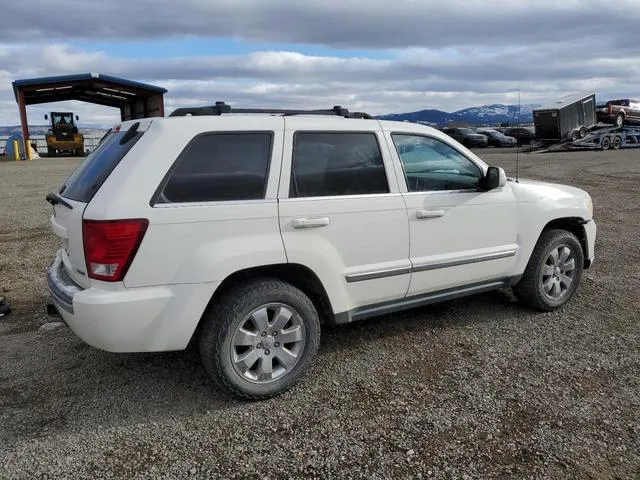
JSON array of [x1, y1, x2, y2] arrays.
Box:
[[533, 92, 597, 142]]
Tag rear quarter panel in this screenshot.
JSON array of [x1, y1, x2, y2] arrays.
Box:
[[84, 117, 288, 288]]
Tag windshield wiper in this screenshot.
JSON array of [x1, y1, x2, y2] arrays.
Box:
[[46, 192, 73, 210]]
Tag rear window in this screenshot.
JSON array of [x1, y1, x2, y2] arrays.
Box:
[[59, 126, 144, 203], [291, 132, 388, 197], [155, 132, 273, 204]]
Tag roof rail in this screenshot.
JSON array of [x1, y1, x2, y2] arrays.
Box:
[[168, 101, 373, 119]]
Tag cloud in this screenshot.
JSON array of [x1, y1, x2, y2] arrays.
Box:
[[1, 1, 638, 124], [3, 0, 640, 49], [1, 40, 638, 125]]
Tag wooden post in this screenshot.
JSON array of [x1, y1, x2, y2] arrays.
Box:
[[17, 89, 31, 160], [157, 95, 165, 117]]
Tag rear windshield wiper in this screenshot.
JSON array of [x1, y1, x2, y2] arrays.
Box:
[[46, 192, 73, 210]]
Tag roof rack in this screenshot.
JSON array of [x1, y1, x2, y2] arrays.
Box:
[[168, 101, 373, 119]]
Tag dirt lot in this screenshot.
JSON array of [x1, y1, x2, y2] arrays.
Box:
[[1, 150, 639, 479]]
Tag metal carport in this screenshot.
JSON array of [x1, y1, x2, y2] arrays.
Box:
[[12, 73, 167, 159]]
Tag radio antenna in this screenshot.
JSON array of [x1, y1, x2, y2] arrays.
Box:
[[509, 88, 521, 183]]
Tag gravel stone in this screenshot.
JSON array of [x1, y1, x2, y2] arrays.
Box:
[[1, 151, 639, 479], [39, 321, 66, 331]]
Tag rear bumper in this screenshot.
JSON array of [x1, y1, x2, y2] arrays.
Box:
[[47, 250, 218, 352]]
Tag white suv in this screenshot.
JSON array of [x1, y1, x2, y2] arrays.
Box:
[[46, 103, 596, 399]]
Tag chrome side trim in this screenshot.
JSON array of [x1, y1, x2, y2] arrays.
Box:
[[280, 193, 403, 203], [412, 249, 517, 273], [345, 266, 411, 283], [154, 199, 278, 208], [345, 249, 516, 283], [403, 189, 479, 196]]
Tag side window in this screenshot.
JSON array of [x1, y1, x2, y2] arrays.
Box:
[[291, 132, 389, 197], [392, 134, 482, 192], [157, 132, 272, 203]]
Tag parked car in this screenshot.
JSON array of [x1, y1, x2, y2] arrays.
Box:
[[503, 127, 536, 146], [46, 103, 596, 400], [476, 128, 517, 147], [441, 127, 489, 148], [596, 99, 640, 127]]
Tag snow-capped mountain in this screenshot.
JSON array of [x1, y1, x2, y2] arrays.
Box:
[[378, 104, 539, 126]]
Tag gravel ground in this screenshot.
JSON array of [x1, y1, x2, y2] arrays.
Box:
[[1, 150, 639, 479]]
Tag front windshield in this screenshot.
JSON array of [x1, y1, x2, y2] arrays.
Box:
[[458, 128, 474, 134], [482, 130, 502, 137], [52, 113, 73, 125]]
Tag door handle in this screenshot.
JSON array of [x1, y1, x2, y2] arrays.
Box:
[[293, 217, 331, 229], [416, 209, 445, 219]]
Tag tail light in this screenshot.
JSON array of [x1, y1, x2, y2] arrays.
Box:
[[83, 219, 148, 282]]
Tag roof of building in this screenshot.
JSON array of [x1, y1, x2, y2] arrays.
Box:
[[12, 73, 167, 108]]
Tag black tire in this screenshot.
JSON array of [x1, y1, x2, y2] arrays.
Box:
[[47, 147, 55, 157], [198, 278, 321, 400], [513, 229, 584, 312], [615, 113, 624, 128], [612, 136, 622, 150], [601, 136, 611, 150], [570, 130, 580, 142], [579, 126, 587, 138]]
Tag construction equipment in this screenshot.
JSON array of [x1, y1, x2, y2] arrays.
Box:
[[44, 112, 84, 157]]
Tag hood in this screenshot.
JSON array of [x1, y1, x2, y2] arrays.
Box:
[[469, 134, 487, 139]]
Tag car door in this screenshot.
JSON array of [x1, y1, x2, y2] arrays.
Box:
[[630, 100, 640, 123], [442, 128, 460, 143], [278, 118, 411, 315], [384, 129, 519, 297], [451, 128, 465, 143]]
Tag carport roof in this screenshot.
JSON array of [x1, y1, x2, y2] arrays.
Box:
[[12, 73, 167, 108]]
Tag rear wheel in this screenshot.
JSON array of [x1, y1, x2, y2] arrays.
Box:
[[613, 135, 622, 150], [600, 136, 611, 150], [514, 229, 584, 311], [570, 130, 580, 142], [579, 126, 587, 138], [615, 113, 624, 128], [198, 278, 321, 400]]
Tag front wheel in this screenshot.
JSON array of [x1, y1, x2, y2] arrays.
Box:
[[513, 229, 584, 311], [615, 113, 624, 128], [198, 278, 321, 399]]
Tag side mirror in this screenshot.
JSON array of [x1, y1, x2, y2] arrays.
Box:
[[76, 115, 79, 121], [44, 114, 48, 120], [481, 166, 507, 190]]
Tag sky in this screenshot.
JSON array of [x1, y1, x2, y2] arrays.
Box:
[[1, 0, 640, 126]]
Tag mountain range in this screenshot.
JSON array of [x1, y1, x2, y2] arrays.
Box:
[[377, 104, 539, 126], [1, 103, 537, 135], [0, 124, 109, 136]]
